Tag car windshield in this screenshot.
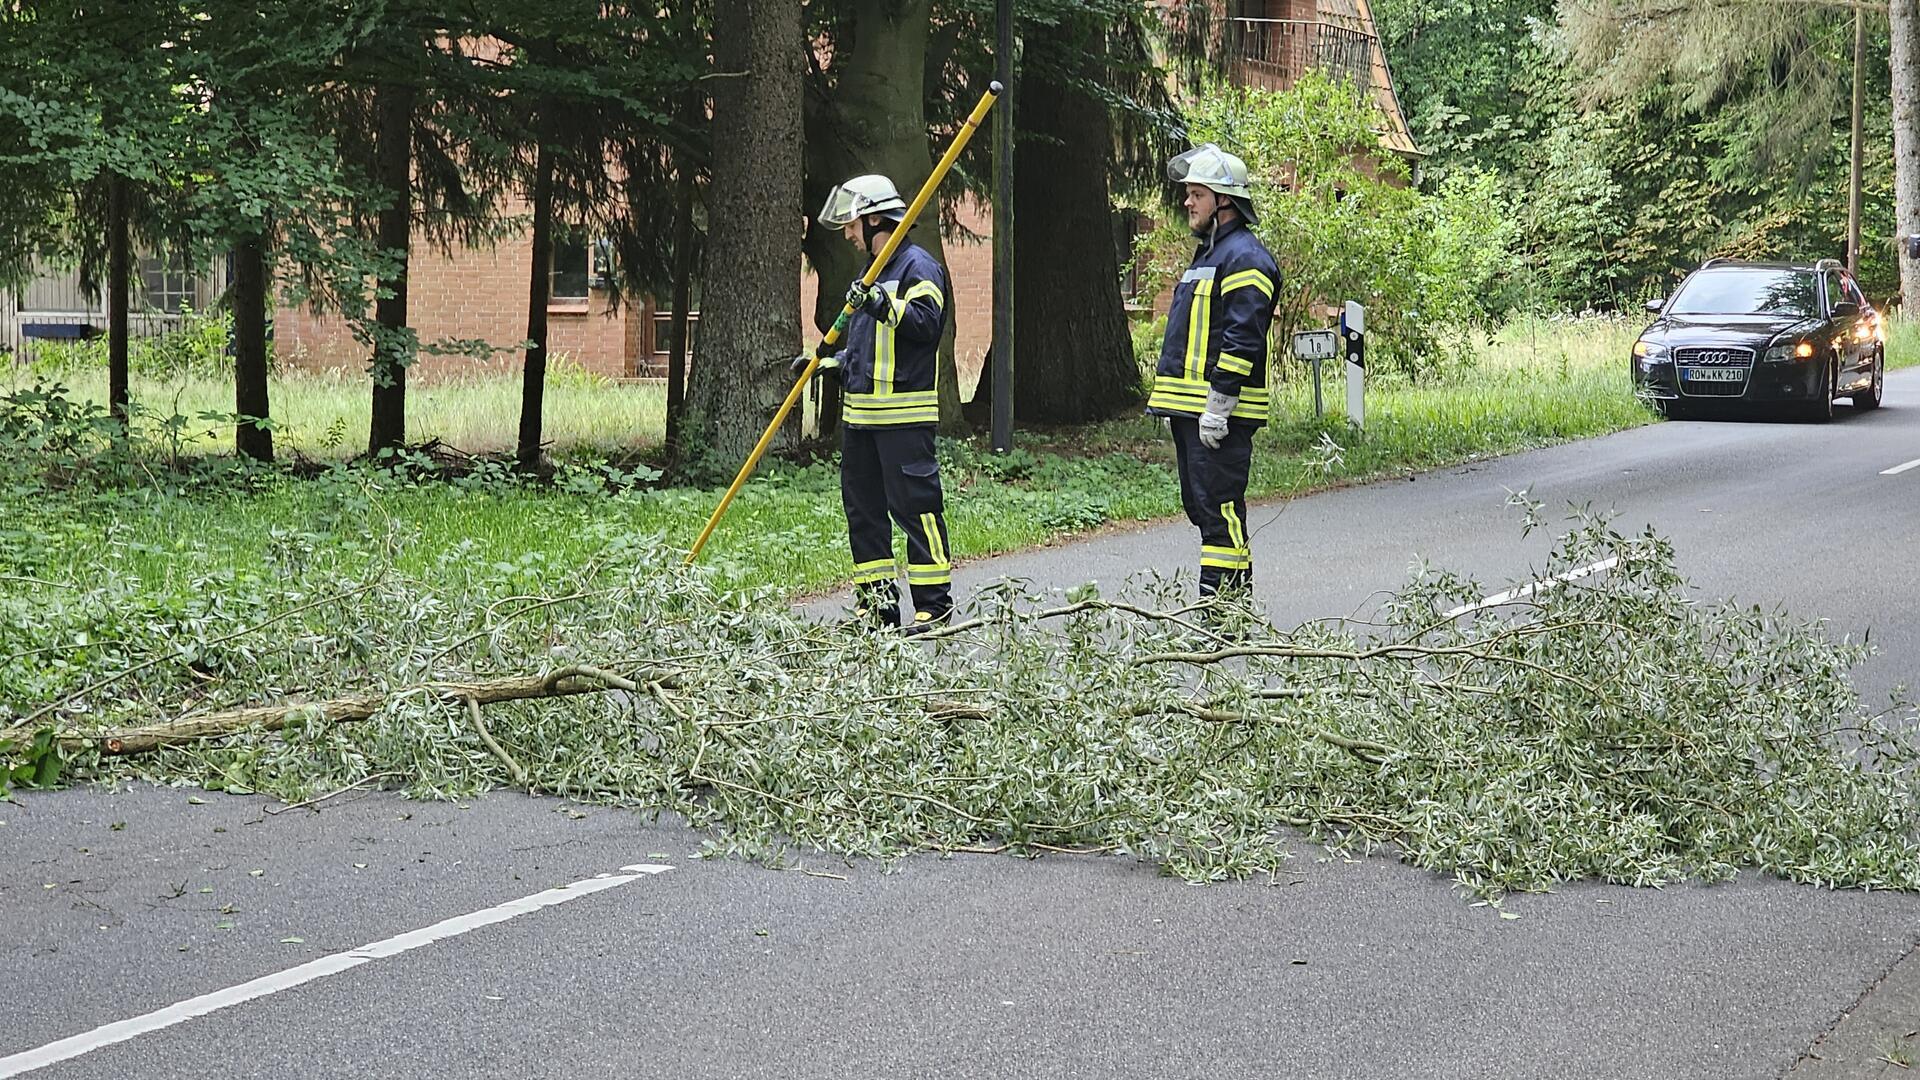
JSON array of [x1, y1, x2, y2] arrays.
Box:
[[1668, 269, 1817, 317]]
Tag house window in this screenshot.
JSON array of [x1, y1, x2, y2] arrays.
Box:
[[550, 231, 590, 303], [139, 255, 196, 314]]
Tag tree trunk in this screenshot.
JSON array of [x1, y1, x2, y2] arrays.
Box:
[[107, 175, 130, 426], [1893, 0, 1920, 313], [369, 81, 415, 455], [232, 235, 273, 462], [684, 0, 802, 474], [665, 124, 696, 460], [1848, 9, 1865, 275], [1011, 19, 1139, 423], [802, 0, 966, 434], [518, 137, 554, 469]]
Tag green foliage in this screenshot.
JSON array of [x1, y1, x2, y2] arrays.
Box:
[[0, 728, 63, 791], [1174, 74, 1518, 375], [28, 310, 243, 382], [1373, 0, 1901, 309], [8, 494, 1919, 898], [0, 314, 1674, 627]]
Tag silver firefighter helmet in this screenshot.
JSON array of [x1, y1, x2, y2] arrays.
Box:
[[818, 174, 909, 227], [1168, 143, 1258, 223]]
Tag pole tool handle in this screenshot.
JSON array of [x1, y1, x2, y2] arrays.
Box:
[[684, 82, 1003, 565]]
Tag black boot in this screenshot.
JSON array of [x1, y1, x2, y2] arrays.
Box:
[[851, 583, 901, 630], [898, 606, 953, 638]]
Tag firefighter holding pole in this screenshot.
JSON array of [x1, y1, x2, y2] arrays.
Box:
[[794, 176, 955, 635]]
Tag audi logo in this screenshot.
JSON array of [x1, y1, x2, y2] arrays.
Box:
[[1699, 350, 1730, 364]]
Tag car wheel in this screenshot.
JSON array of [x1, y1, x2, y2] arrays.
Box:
[[1806, 359, 1836, 423], [1658, 398, 1691, 420], [1852, 351, 1884, 411]]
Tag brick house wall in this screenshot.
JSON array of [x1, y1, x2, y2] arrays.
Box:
[[276, 194, 998, 394]]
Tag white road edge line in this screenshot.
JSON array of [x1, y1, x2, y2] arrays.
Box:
[[1442, 557, 1620, 620], [1880, 457, 1920, 476], [0, 863, 675, 1079]]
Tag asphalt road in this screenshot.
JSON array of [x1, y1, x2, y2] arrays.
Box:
[[7, 372, 1920, 1080]]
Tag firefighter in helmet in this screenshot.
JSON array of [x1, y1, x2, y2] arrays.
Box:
[[1146, 144, 1280, 600], [795, 174, 955, 634]]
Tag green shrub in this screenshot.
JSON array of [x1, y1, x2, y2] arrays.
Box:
[[25, 308, 243, 381], [1178, 72, 1519, 378]]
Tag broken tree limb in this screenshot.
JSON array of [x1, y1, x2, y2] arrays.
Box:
[[467, 695, 528, 789], [1, 575, 389, 745], [66, 666, 668, 756], [1127, 701, 1396, 764]]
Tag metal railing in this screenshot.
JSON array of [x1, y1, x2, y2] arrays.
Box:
[[1226, 17, 1375, 97]]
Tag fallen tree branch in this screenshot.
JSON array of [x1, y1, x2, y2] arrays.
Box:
[[1129, 701, 1396, 763], [3, 575, 388, 744], [920, 598, 1227, 644], [262, 771, 398, 816], [1136, 621, 1605, 698], [467, 695, 528, 789], [65, 666, 666, 756]]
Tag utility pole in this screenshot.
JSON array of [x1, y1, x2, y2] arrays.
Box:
[[1847, 7, 1866, 274], [990, 0, 1015, 453]]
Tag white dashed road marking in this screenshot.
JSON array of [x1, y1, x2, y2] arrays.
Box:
[[0, 864, 675, 1078], [1442, 557, 1621, 619]]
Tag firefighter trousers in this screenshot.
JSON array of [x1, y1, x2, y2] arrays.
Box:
[[1169, 416, 1253, 597], [841, 423, 953, 622]]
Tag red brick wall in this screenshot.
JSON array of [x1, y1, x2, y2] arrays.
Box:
[[274, 204, 635, 382], [278, 195, 998, 395]]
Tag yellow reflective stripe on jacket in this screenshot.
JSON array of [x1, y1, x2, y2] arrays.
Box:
[[875, 319, 897, 394], [1183, 278, 1214, 381], [1217, 352, 1254, 377], [1220, 269, 1275, 299], [903, 280, 944, 308], [851, 558, 896, 584], [845, 389, 939, 427], [1147, 374, 1270, 421]]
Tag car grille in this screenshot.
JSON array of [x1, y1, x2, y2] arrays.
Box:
[[1674, 346, 1754, 397], [1674, 346, 1754, 367]]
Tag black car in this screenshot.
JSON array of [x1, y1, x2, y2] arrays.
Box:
[[1631, 258, 1887, 421]]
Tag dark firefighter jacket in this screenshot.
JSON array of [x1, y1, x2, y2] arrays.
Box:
[[839, 242, 949, 429], [1147, 217, 1280, 427]]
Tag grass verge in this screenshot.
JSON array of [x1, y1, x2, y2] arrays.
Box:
[[5, 314, 1896, 606]]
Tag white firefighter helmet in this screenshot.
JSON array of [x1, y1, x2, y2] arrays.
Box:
[[818, 174, 909, 228], [1168, 143, 1259, 223]]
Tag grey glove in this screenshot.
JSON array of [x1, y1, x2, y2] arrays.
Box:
[[788, 353, 839, 381], [846, 279, 897, 324], [1198, 389, 1236, 449]]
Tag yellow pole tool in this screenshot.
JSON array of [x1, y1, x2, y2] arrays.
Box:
[[683, 80, 1005, 566]]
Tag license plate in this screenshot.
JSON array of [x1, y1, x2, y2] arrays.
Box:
[[1682, 367, 1744, 382]]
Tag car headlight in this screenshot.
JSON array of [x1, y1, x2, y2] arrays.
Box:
[[1633, 340, 1669, 360], [1764, 341, 1816, 363]]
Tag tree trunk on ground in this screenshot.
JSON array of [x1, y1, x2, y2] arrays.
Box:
[[518, 137, 554, 469], [1012, 19, 1139, 423], [665, 122, 697, 461], [369, 81, 415, 455], [801, 0, 966, 435], [1893, 0, 1920, 313], [107, 175, 130, 426], [684, 0, 802, 474], [232, 235, 273, 462]]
